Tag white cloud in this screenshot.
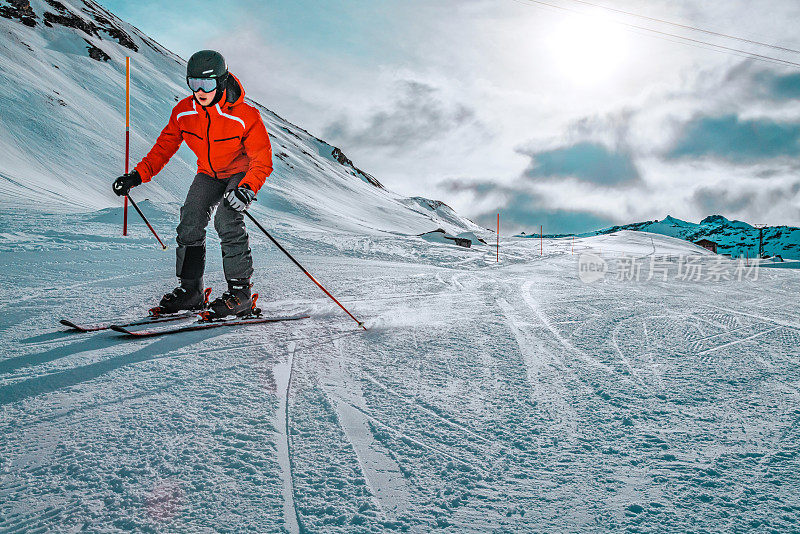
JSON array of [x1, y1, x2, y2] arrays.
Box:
[[168, 0, 800, 229]]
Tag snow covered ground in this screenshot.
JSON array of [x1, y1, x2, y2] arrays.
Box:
[[2, 209, 799, 532]]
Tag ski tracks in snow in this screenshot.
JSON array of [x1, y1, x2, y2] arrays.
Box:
[[273, 341, 301, 534], [496, 296, 578, 443], [520, 279, 614, 375], [320, 337, 412, 521]]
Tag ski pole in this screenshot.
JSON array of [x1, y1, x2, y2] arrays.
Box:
[[127, 193, 167, 250], [243, 210, 367, 330]]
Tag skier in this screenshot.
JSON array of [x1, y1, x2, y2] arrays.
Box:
[[112, 50, 273, 318]]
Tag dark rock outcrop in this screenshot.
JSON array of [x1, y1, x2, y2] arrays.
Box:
[[43, 0, 97, 36], [4, 0, 140, 53], [0, 0, 38, 26], [331, 147, 384, 189], [84, 39, 109, 61]]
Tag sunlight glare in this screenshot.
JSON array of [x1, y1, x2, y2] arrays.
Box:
[[549, 16, 629, 84]]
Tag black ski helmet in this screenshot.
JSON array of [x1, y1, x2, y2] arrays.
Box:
[[186, 50, 228, 88]]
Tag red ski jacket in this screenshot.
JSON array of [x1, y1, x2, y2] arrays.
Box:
[[135, 73, 273, 193]]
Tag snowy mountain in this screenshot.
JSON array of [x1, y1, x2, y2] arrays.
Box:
[[0, 0, 482, 238], [521, 214, 800, 260]]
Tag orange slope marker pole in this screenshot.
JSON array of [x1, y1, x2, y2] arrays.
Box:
[[540, 225, 543, 256], [496, 213, 499, 263], [123, 56, 130, 236]]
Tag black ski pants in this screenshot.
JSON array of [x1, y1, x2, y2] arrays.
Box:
[[175, 172, 253, 282]]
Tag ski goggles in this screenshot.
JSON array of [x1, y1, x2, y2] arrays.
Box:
[[187, 77, 218, 93]]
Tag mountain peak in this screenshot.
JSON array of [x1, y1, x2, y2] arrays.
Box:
[[574, 214, 799, 260], [661, 215, 693, 226], [700, 214, 729, 225]]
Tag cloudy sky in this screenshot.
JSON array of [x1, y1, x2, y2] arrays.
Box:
[[100, 0, 800, 233]]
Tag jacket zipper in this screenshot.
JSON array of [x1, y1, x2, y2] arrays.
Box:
[[204, 108, 217, 178]]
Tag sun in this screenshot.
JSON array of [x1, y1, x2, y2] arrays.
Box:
[[548, 16, 629, 84]]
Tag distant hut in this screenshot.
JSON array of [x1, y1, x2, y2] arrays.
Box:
[[694, 239, 717, 253]]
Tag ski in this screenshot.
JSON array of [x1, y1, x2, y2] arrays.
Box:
[[60, 311, 199, 332], [60, 289, 212, 332], [110, 314, 310, 338]]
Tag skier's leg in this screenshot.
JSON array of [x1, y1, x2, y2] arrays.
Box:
[[176, 173, 227, 282], [159, 173, 226, 313], [214, 173, 254, 282], [208, 173, 254, 317]]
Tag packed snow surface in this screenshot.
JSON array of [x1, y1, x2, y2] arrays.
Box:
[[1, 211, 799, 532]]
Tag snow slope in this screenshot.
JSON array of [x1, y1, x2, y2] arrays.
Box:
[[521, 214, 800, 260], [2, 1, 800, 533], [0, 0, 481, 238]]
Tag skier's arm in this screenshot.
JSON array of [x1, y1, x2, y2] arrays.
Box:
[[238, 112, 273, 194], [134, 107, 184, 183]]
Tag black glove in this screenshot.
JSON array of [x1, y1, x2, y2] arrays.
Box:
[[112, 170, 142, 196], [224, 185, 256, 212]]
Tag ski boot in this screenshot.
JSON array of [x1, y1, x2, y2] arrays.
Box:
[[201, 279, 261, 321], [150, 279, 211, 316]]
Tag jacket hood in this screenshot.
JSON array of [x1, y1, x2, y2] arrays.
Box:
[[223, 73, 245, 108]]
